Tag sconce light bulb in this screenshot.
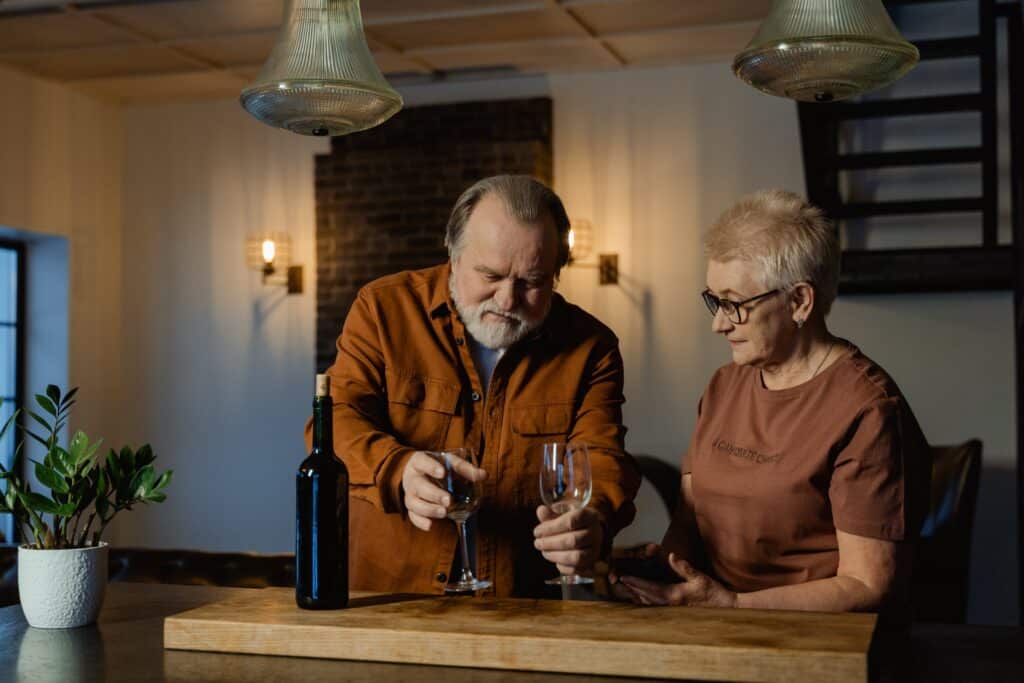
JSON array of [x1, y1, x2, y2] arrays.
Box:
[[262, 239, 276, 264], [568, 228, 576, 252]]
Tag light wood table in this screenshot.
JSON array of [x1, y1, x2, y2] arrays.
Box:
[[1, 583, 1022, 682]]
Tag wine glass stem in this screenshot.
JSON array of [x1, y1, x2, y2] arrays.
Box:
[[455, 519, 474, 580]]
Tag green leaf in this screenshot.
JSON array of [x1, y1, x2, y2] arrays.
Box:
[[23, 428, 49, 449], [55, 502, 76, 516], [26, 410, 52, 434], [105, 449, 119, 479], [0, 407, 18, 443], [96, 468, 108, 498], [129, 466, 155, 499], [96, 495, 110, 518], [49, 447, 74, 477], [60, 387, 78, 407], [35, 462, 69, 494], [23, 492, 59, 515], [83, 438, 103, 467], [145, 493, 167, 503], [154, 470, 174, 491], [69, 430, 89, 465], [35, 394, 57, 417], [45, 384, 61, 405], [135, 444, 156, 468], [119, 446, 135, 474]]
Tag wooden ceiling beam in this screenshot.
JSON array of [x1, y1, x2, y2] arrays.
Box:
[[541, 0, 626, 66]]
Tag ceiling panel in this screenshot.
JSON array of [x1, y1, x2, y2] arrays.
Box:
[[372, 51, 433, 75], [94, 0, 283, 41], [361, 0, 544, 22], [0, 0, 772, 102], [608, 22, 759, 67], [0, 44, 205, 81], [74, 70, 248, 104], [417, 39, 618, 73], [0, 12, 139, 53], [369, 9, 586, 51], [570, 0, 771, 35], [176, 32, 276, 68]]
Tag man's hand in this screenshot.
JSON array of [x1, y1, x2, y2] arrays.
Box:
[[533, 505, 605, 576], [615, 551, 738, 608], [402, 451, 487, 531]]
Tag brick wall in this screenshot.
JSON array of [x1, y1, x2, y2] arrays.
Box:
[[315, 97, 553, 370]]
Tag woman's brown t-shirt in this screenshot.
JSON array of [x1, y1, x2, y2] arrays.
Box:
[[683, 344, 930, 592]]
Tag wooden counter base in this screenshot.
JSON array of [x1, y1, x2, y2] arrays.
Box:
[[163, 587, 876, 682]]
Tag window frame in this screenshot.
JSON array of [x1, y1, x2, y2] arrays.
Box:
[[0, 238, 25, 545]]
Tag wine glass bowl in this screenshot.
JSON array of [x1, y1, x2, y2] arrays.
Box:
[[537, 442, 594, 585], [428, 448, 490, 593]]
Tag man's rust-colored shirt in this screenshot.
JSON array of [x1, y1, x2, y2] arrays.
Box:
[[306, 263, 640, 597]]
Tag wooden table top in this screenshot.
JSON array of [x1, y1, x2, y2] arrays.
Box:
[[1, 582, 1022, 683]]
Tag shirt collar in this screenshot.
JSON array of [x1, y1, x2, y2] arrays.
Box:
[[429, 262, 453, 319]]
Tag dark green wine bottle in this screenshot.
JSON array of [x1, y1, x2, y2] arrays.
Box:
[[296, 374, 348, 609]]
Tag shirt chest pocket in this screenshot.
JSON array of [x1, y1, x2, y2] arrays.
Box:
[[385, 369, 460, 451], [511, 402, 575, 506]]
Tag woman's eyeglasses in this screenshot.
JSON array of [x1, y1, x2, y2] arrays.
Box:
[[701, 288, 780, 324]]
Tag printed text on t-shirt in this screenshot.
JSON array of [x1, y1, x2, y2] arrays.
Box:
[[712, 438, 783, 465]]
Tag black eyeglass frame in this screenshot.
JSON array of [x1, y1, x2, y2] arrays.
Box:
[[701, 288, 781, 324]]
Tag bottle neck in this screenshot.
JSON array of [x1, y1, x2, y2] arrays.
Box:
[[312, 395, 334, 457]]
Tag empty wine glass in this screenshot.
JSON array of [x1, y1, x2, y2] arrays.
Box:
[[538, 441, 593, 585], [429, 447, 491, 593]]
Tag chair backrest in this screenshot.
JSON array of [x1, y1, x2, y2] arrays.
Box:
[[633, 454, 681, 517], [913, 439, 983, 624]]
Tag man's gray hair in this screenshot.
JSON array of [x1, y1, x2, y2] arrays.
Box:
[[445, 175, 571, 273], [704, 189, 841, 316]]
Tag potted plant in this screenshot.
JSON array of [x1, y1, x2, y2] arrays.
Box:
[[0, 385, 172, 628]]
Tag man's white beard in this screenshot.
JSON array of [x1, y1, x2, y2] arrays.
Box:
[[449, 274, 548, 350]]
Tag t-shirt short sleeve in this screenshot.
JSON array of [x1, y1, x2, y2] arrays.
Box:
[[828, 396, 910, 541], [680, 396, 704, 475]]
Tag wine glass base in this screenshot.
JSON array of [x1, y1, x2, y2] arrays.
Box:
[[544, 575, 594, 585], [444, 579, 492, 593]]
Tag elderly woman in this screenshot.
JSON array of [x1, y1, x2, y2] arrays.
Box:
[[613, 189, 930, 613]]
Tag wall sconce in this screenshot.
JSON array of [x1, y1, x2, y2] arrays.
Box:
[[567, 218, 617, 286], [247, 233, 303, 294]]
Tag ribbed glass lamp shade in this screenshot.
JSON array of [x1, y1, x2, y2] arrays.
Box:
[[241, 0, 403, 136], [733, 0, 919, 102]]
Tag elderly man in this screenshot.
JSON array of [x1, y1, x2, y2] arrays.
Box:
[[308, 174, 639, 597]]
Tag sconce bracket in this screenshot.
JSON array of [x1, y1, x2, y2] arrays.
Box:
[[599, 254, 618, 286], [287, 265, 304, 295]]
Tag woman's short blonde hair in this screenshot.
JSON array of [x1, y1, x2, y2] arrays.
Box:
[[704, 189, 840, 316]]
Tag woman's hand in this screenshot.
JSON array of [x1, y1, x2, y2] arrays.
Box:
[[617, 552, 738, 608]]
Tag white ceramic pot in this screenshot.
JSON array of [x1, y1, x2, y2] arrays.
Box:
[[17, 542, 109, 629]]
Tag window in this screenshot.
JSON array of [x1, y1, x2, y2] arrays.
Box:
[[0, 240, 24, 544]]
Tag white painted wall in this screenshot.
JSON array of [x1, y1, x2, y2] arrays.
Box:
[[113, 100, 328, 552], [0, 64, 122, 468]]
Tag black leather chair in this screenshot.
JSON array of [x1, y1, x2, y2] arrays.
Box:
[[913, 439, 982, 624], [633, 454, 681, 517], [631, 443, 982, 624]]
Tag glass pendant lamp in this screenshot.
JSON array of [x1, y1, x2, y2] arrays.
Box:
[[241, 0, 403, 136], [733, 0, 919, 102]]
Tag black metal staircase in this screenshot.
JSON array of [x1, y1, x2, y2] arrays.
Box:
[[797, 0, 1020, 294]]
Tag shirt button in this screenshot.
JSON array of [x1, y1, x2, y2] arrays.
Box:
[[435, 572, 447, 583], [471, 391, 481, 402], [455, 338, 465, 346]]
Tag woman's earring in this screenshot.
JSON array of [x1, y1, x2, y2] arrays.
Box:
[[795, 318, 805, 329]]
